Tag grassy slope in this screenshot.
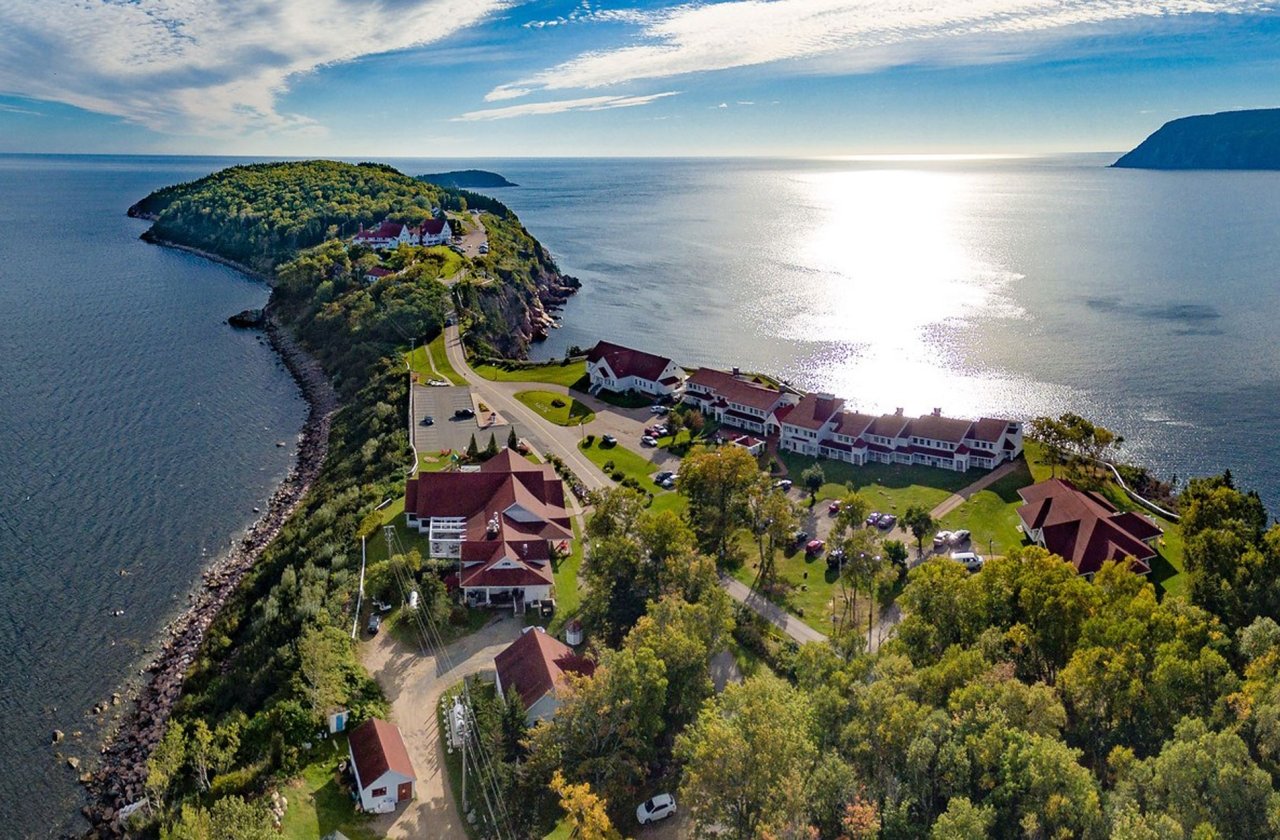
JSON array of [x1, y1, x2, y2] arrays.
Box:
[[407, 333, 466, 386], [938, 458, 1035, 556], [473, 360, 587, 388], [279, 736, 380, 840], [778, 451, 968, 515], [578, 439, 685, 516], [515, 390, 596, 427]]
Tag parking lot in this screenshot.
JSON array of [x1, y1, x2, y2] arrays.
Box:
[[411, 383, 540, 459]]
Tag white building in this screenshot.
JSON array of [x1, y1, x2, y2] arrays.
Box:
[[585, 341, 685, 397], [682, 367, 798, 435], [353, 218, 453, 250], [347, 718, 416, 814]]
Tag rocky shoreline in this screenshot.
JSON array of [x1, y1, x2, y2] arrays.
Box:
[[82, 307, 338, 836]]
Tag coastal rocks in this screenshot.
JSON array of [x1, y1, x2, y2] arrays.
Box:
[[84, 308, 339, 836], [53, 729, 64, 744], [227, 308, 266, 329], [67, 757, 81, 771]]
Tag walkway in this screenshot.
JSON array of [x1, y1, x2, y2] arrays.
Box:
[[720, 575, 828, 644], [928, 459, 1020, 520]]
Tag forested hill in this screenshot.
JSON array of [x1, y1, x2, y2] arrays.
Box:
[[417, 169, 517, 188], [129, 161, 448, 272], [1113, 108, 1280, 170], [129, 160, 578, 358]]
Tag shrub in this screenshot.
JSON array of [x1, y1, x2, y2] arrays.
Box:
[[584, 434, 595, 446], [611, 470, 625, 482], [551, 398, 566, 408]]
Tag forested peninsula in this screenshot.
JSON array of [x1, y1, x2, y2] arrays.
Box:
[[90, 161, 573, 834], [1113, 108, 1280, 170], [417, 169, 518, 188]]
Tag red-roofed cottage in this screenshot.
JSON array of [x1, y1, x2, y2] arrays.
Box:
[[585, 341, 685, 398], [494, 627, 595, 723], [1017, 479, 1161, 576], [347, 718, 416, 814], [354, 217, 453, 250], [682, 367, 798, 435], [404, 449, 572, 610]]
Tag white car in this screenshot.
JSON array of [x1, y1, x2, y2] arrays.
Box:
[[640, 435, 658, 447], [636, 793, 677, 825], [951, 551, 984, 572], [933, 530, 953, 550], [950, 529, 972, 545]]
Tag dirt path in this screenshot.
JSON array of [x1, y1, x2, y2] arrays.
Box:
[[361, 616, 523, 839]]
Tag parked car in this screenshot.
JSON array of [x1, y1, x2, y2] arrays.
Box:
[[878, 514, 897, 529], [659, 476, 676, 490], [602, 434, 617, 445], [828, 500, 842, 515], [950, 529, 972, 545], [654, 471, 675, 483], [649, 404, 668, 414], [827, 548, 846, 570], [933, 530, 953, 550], [951, 551, 985, 572], [515, 440, 530, 454], [640, 435, 658, 447], [775, 479, 793, 491], [805, 539, 826, 555], [636, 794, 677, 825], [366, 614, 381, 635], [453, 407, 475, 419], [792, 529, 809, 545], [866, 512, 882, 527], [421, 415, 435, 426]]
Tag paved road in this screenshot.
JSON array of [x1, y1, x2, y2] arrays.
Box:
[[362, 616, 523, 840], [720, 574, 829, 644]]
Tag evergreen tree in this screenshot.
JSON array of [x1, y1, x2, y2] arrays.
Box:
[[466, 433, 479, 460]]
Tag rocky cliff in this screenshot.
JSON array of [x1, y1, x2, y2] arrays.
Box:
[[1113, 109, 1280, 170]]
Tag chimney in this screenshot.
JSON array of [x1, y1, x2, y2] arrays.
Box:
[[894, 407, 904, 417], [932, 407, 942, 417], [732, 367, 741, 377]]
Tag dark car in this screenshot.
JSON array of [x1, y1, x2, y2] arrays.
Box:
[[792, 530, 809, 545], [421, 415, 434, 426], [453, 407, 476, 419], [367, 614, 381, 635], [827, 548, 845, 570]]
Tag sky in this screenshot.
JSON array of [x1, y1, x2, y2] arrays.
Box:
[[0, 0, 1278, 156]]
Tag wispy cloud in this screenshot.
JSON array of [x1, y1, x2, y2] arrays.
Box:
[[0, 101, 42, 117], [454, 91, 679, 120], [488, 0, 1268, 100], [523, 0, 655, 29], [0, 0, 510, 136]]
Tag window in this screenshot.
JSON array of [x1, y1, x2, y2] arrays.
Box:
[[371, 787, 387, 797]]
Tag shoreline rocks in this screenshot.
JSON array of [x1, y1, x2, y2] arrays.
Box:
[[227, 308, 266, 329], [82, 286, 338, 835]]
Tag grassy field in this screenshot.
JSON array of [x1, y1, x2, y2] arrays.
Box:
[[515, 390, 596, 427], [578, 439, 685, 515], [527, 517, 584, 636], [407, 332, 466, 386], [473, 359, 586, 388], [280, 736, 380, 840], [938, 459, 1035, 556], [778, 452, 968, 516], [731, 532, 863, 633]]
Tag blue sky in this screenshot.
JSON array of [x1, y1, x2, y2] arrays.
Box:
[[1, 0, 1277, 156]]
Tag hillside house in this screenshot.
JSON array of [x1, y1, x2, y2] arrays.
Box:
[[585, 341, 685, 397], [353, 218, 453, 250], [494, 627, 595, 724], [683, 367, 798, 436], [348, 718, 416, 814], [1017, 478, 1161, 576]]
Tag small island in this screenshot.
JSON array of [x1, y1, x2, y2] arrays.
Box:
[[416, 169, 517, 188], [1113, 108, 1280, 170]]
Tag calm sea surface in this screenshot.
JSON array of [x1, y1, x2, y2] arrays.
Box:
[[4, 153, 1279, 835], [0, 156, 306, 837]]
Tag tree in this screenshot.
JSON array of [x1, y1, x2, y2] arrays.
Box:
[[466, 433, 479, 460], [678, 445, 760, 562], [746, 476, 798, 587], [930, 798, 994, 840], [801, 463, 825, 498], [625, 595, 732, 731], [146, 721, 189, 805], [676, 674, 817, 840], [882, 539, 908, 567], [485, 432, 499, 459], [549, 771, 623, 840], [508, 425, 519, 449], [901, 505, 936, 557]]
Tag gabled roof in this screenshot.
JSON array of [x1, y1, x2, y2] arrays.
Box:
[[832, 411, 874, 438], [586, 341, 676, 383], [783, 393, 845, 431], [355, 221, 406, 240], [969, 417, 1015, 443], [419, 217, 449, 236], [866, 413, 910, 439], [494, 628, 595, 711], [908, 414, 975, 444], [686, 367, 784, 412], [349, 718, 415, 787], [364, 266, 393, 278], [1016, 479, 1160, 576]]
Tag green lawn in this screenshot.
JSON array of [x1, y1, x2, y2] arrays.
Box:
[[515, 390, 596, 427], [586, 388, 653, 409], [473, 359, 587, 388], [778, 452, 968, 516], [280, 736, 380, 840], [406, 332, 466, 386], [438, 681, 494, 840], [938, 458, 1035, 557], [578, 439, 685, 515], [731, 532, 858, 633]]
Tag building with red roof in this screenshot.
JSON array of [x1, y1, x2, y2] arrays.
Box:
[[585, 341, 685, 398], [347, 718, 416, 814], [683, 367, 798, 435], [779, 392, 845, 456], [363, 266, 394, 284], [1016, 478, 1161, 576], [404, 449, 571, 609], [494, 627, 595, 723], [353, 217, 453, 250]]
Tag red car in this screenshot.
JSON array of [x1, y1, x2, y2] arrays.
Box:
[[805, 539, 826, 555], [828, 500, 842, 515]]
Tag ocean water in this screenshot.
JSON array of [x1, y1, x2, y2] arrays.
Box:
[[387, 155, 1280, 510], [0, 156, 307, 837], [5, 153, 1280, 836]]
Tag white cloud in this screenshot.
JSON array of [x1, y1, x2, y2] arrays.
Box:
[[488, 0, 1269, 99], [454, 91, 679, 120], [0, 0, 509, 136]]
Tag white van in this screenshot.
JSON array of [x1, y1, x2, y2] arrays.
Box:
[[950, 551, 984, 572]]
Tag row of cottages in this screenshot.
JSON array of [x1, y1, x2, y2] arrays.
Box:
[[493, 627, 594, 724], [777, 394, 1024, 472], [347, 718, 416, 814], [683, 367, 800, 436], [1016, 478, 1162, 576], [353, 218, 453, 250], [585, 341, 685, 398], [403, 449, 572, 609]]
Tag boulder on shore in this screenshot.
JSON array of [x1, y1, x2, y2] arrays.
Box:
[[227, 308, 266, 329]]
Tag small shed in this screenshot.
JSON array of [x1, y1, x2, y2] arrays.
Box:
[[565, 618, 584, 647], [347, 718, 416, 814]]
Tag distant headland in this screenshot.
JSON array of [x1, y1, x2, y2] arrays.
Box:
[[1113, 108, 1280, 170], [416, 169, 517, 188]]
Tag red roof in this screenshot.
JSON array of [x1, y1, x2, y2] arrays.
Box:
[[418, 217, 448, 236], [686, 367, 784, 412], [968, 417, 1015, 443], [494, 628, 594, 711], [907, 414, 975, 444], [587, 341, 676, 383], [866, 413, 910, 439], [365, 266, 393, 278], [349, 718, 416, 787], [355, 221, 406, 241], [783, 393, 845, 431], [833, 411, 874, 438], [1017, 479, 1160, 575]]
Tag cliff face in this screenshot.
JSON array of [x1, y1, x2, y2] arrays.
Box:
[[1113, 109, 1280, 170]]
